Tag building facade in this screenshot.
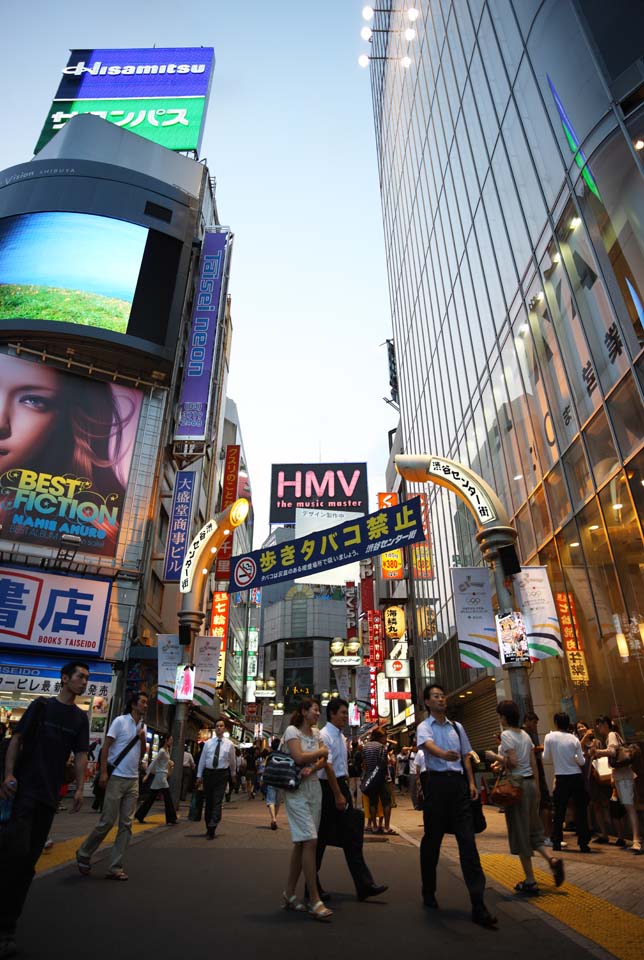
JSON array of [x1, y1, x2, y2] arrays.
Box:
[[368, 1, 644, 737]]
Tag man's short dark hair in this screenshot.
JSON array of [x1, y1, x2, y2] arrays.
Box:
[[60, 660, 90, 681], [422, 682, 446, 701], [524, 711, 539, 723], [496, 699, 520, 728], [554, 712, 570, 731], [125, 690, 148, 713], [327, 697, 349, 720]]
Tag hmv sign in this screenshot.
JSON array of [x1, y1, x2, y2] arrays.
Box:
[[269, 462, 368, 524]]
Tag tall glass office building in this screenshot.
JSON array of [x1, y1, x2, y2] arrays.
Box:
[[367, 1, 644, 734]]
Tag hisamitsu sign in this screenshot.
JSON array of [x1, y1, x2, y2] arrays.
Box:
[[0, 565, 111, 655], [230, 498, 425, 592]]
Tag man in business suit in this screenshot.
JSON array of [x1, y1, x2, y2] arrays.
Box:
[[315, 699, 388, 902]]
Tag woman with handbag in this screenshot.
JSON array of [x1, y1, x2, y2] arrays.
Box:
[[490, 701, 564, 895], [591, 717, 641, 854], [135, 735, 177, 825], [280, 699, 331, 920]]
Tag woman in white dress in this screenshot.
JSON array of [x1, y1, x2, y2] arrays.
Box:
[[280, 699, 331, 920]]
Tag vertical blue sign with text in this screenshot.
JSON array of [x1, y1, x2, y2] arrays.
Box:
[[163, 471, 196, 581]]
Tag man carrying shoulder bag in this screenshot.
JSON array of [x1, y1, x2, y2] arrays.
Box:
[[76, 691, 148, 880]]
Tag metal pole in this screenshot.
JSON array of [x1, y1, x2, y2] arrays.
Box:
[[169, 608, 205, 805], [492, 558, 533, 722]]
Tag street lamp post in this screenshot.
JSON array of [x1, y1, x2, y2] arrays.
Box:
[[168, 497, 249, 804]]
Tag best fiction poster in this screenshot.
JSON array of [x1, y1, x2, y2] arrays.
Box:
[[0, 352, 142, 557]]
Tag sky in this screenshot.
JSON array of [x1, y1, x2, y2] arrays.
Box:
[[0, 0, 398, 545]]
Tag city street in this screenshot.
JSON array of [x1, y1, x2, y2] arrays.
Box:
[[23, 792, 644, 960]]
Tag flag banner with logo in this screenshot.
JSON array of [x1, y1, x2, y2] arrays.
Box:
[[513, 567, 562, 661], [229, 497, 426, 592], [451, 567, 499, 669]]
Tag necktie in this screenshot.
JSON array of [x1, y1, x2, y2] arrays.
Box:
[[213, 738, 222, 768]]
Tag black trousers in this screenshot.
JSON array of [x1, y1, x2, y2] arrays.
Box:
[[552, 774, 590, 847], [203, 769, 228, 830], [316, 778, 373, 895], [0, 794, 55, 934], [420, 773, 486, 907], [135, 786, 177, 824]]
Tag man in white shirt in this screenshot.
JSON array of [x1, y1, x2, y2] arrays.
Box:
[[543, 713, 590, 852], [196, 720, 237, 839], [76, 691, 148, 880], [315, 699, 388, 902]]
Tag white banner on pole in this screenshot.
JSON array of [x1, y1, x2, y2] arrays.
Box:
[[355, 665, 371, 703], [194, 635, 222, 706], [157, 634, 181, 704], [451, 568, 499, 668], [333, 666, 351, 701], [513, 567, 562, 661]]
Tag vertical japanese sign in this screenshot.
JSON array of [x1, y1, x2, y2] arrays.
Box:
[[156, 634, 181, 704], [246, 626, 259, 681], [194, 636, 222, 706], [555, 591, 589, 685], [162, 471, 196, 582], [210, 592, 230, 684], [35, 47, 215, 154], [514, 567, 563, 661], [410, 492, 433, 579], [345, 580, 357, 640], [175, 231, 228, 442], [0, 566, 110, 655], [451, 567, 499, 669], [378, 492, 403, 580], [214, 445, 240, 580]]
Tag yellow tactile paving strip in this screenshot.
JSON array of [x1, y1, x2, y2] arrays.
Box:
[[481, 854, 644, 960], [35, 814, 165, 873]]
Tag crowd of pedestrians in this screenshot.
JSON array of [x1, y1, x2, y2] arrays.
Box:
[[1, 665, 642, 951]]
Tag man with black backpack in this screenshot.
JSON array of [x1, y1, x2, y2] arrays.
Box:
[[76, 691, 148, 880], [0, 660, 90, 960]]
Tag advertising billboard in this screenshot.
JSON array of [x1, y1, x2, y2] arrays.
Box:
[[269, 462, 368, 524], [0, 352, 142, 557], [175, 231, 228, 441], [36, 47, 215, 154], [0, 211, 182, 346], [0, 565, 111, 655], [163, 471, 196, 582]]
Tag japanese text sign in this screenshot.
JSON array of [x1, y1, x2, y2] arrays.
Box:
[[269, 462, 368, 524], [175, 231, 228, 442], [210, 591, 230, 684], [378, 493, 403, 580], [230, 497, 426, 592], [35, 47, 215, 154], [163, 471, 196, 582], [410, 492, 433, 579], [0, 565, 110, 656], [367, 611, 385, 667], [427, 457, 498, 525], [214, 445, 240, 580], [555, 591, 589, 685]]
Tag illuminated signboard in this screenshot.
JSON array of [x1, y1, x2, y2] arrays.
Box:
[[35, 47, 215, 154]]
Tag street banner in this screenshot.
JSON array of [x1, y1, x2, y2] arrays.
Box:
[[451, 567, 499, 668], [355, 665, 371, 704], [194, 635, 222, 706], [333, 666, 351, 701], [0, 565, 111, 656], [35, 47, 215, 154], [214, 445, 240, 579], [210, 592, 230, 683], [157, 634, 182, 704], [513, 566, 562, 661], [175, 231, 228, 442], [230, 497, 425, 592], [163, 471, 196, 581]]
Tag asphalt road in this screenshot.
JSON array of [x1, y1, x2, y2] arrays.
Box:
[[20, 799, 608, 960]]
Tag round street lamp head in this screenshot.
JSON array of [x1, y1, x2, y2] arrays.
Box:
[[362, 5, 375, 20], [405, 27, 417, 41], [347, 639, 361, 655], [267, 678, 276, 689], [330, 638, 345, 655], [401, 55, 412, 68], [230, 498, 250, 528], [361, 26, 372, 40], [407, 7, 420, 21], [358, 53, 370, 67]]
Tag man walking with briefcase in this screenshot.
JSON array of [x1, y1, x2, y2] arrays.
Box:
[[76, 691, 148, 880], [315, 699, 388, 902]]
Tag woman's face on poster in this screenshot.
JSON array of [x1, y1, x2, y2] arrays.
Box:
[[0, 355, 61, 471]]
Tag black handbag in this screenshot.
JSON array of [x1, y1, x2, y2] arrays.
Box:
[[609, 796, 627, 819], [262, 751, 301, 791], [360, 747, 387, 797]]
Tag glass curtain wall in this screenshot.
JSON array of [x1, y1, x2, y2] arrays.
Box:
[[370, 0, 644, 732]]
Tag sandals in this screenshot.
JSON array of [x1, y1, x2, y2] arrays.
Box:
[[383, 828, 397, 835], [76, 854, 91, 876], [550, 858, 565, 887], [308, 900, 333, 921], [105, 871, 129, 881], [515, 880, 539, 896], [281, 891, 306, 912]]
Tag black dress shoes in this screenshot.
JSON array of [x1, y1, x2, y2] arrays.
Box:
[[423, 895, 439, 909], [471, 907, 498, 929], [206, 828, 216, 840], [357, 883, 389, 901]]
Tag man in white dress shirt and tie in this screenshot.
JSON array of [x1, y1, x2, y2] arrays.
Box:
[[196, 720, 237, 839]]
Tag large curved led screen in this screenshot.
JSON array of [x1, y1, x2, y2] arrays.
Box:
[[0, 210, 181, 345], [0, 211, 147, 335]]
